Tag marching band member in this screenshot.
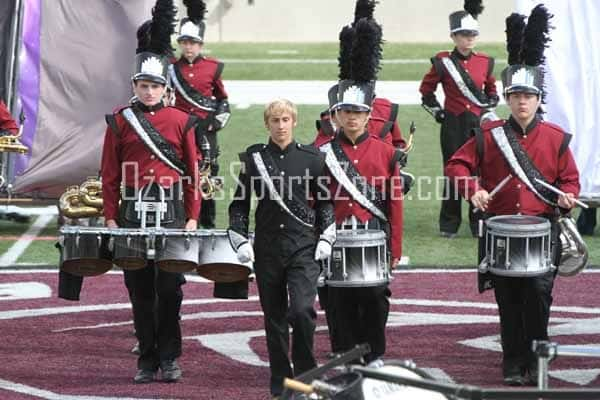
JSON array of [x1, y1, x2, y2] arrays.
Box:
[[446, 6, 580, 385], [101, 0, 199, 383], [314, 15, 403, 365], [228, 99, 335, 399], [0, 100, 18, 136], [170, 0, 230, 229], [314, 0, 409, 357], [420, 0, 498, 238]]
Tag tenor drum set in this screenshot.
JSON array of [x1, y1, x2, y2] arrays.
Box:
[[58, 225, 253, 282]]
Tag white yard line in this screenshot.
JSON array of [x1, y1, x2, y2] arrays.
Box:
[[0, 377, 175, 400], [227, 80, 506, 106], [0, 214, 55, 268], [266, 50, 299, 55]]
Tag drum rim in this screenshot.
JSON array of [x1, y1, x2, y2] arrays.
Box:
[[333, 238, 387, 247], [326, 279, 389, 287], [487, 215, 551, 233]]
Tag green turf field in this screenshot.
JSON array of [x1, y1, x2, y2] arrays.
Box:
[[3, 104, 599, 267], [201, 42, 508, 81]]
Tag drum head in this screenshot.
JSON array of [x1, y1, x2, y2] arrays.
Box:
[[361, 360, 449, 400], [196, 263, 251, 283], [156, 259, 197, 273], [113, 257, 146, 271], [60, 259, 113, 277], [487, 215, 550, 235]]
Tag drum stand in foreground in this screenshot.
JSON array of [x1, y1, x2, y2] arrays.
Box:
[[532, 340, 600, 390], [283, 345, 600, 400]]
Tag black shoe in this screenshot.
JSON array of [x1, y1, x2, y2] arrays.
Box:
[[503, 365, 525, 386], [160, 359, 182, 382], [134, 369, 155, 384]]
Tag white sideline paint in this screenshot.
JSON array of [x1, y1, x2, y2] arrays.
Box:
[[0, 282, 51, 301], [0, 378, 177, 400], [0, 205, 57, 216], [0, 296, 260, 320], [0, 213, 55, 268]]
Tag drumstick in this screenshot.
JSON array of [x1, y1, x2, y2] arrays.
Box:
[[473, 174, 512, 213], [534, 178, 589, 209], [284, 378, 342, 396], [284, 378, 314, 394]]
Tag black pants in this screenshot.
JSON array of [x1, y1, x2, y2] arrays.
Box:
[[439, 111, 481, 235], [492, 272, 555, 372], [577, 207, 597, 235], [328, 285, 391, 363], [199, 130, 219, 229], [254, 245, 320, 396], [317, 283, 340, 353], [123, 264, 185, 371]]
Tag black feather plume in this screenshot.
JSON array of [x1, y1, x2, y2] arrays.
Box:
[[350, 18, 383, 82], [464, 0, 484, 19], [148, 0, 177, 56], [521, 4, 553, 67], [354, 0, 377, 23], [338, 25, 355, 80], [505, 13, 526, 65], [136, 20, 152, 54], [183, 0, 206, 25]]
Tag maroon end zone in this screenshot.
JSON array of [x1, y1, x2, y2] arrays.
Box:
[[1, 269, 600, 399]]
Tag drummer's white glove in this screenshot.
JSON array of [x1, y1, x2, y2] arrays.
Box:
[[237, 242, 255, 263], [314, 239, 332, 261], [228, 228, 255, 263], [314, 222, 336, 261]]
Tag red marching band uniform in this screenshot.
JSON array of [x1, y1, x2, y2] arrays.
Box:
[[171, 56, 227, 120], [313, 132, 403, 260], [419, 50, 497, 119], [445, 118, 580, 215], [101, 105, 200, 222]]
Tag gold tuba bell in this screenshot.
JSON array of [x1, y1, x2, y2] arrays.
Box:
[[557, 215, 589, 276], [59, 177, 104, 219]]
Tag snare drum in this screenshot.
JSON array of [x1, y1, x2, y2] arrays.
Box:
[[197, 230, 253, 282], [481, 215, 553, 277], [59, 226, 113, 277], [360, 360, 450, 400], [325, 229, 389, 287]]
